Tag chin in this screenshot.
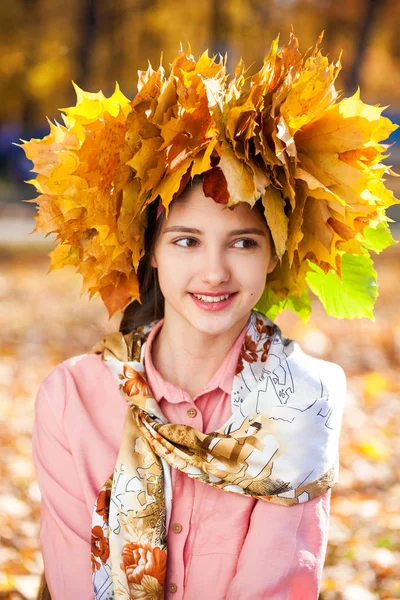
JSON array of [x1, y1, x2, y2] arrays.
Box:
[[184, 304, 248, 336], [164, 293, 252, 336], [189, 317, 233, 336]]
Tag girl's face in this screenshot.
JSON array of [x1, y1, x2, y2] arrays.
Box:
[[150, 184, 279, 337]]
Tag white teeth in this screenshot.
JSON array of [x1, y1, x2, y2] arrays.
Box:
[[193, 293, 232, 303]]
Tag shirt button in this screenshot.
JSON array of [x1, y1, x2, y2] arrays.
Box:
[[172, 522, 183, 534], [187, 406, 197, 418], [169, 583, 178, 593]]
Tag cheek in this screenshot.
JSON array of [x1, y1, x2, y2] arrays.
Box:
[[155, 253, 189, 293], [237, 254, 269, 290]]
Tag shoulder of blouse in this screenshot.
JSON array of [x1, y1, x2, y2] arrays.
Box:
[[287, 337, 347, 399], [34, 353, 117, 426], [36, 352, 104, 396], [317, 356, 347, 393]]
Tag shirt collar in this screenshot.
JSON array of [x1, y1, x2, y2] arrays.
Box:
[[143, 318, 247, 404]]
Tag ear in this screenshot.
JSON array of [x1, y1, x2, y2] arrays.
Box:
[[267, 253, 280, 274], [149, 254, 157, 269]]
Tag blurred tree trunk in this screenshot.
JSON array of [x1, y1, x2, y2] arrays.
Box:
[[78, 0, 98, 85], [109, 1, 124, 82], [346, 0, 384, 93], [210, 0, 229, 56], [21, 0, 38, 130]]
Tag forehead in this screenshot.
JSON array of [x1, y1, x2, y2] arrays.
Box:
[[164, 184, 267, 229]]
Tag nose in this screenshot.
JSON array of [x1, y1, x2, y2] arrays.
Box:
[[199, 245, 231, 287]]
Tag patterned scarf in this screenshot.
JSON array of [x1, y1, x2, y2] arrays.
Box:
[[90, 309, 343, 599]]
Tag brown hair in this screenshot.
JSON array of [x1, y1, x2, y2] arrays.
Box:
[[119, 175, 276, 334], [119, 191, 166, 334], [36, 573, 51, 600]]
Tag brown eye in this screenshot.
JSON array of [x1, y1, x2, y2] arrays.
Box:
[[174, 238, 199, 248], [233, 238, 259, 249]]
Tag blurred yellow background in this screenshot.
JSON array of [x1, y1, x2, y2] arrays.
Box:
[[0, 1, 399, 599]]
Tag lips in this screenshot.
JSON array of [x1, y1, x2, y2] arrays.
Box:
[[189, 291, 237, 296], [189, 292, 238, 312]]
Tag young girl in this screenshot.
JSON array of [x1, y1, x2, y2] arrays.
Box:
[[25, 33, 397, 600]]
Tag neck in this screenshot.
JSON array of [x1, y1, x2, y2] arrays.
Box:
[[151, 309, 251, 398]]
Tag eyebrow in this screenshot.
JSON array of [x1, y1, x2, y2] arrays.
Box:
[[162, 226, 267, 236]]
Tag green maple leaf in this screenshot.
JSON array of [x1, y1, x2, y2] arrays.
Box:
[[306, 252, 378, 321]]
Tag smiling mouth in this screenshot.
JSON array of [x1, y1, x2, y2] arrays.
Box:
[[189, 292, 238, 304]]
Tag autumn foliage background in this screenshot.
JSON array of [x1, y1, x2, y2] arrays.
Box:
[[1, 1, 400, 599]]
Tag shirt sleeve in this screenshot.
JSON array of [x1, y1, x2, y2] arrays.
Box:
[[32, 365, 94, 599], [226, 489, 331, 600]]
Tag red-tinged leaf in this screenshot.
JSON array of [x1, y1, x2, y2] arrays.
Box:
[[202, 167, 229, 204]]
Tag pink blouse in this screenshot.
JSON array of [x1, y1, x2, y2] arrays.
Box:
[[32, 318, 331, 599]]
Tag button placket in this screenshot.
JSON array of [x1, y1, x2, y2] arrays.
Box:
[[167, 472, 191, 599], [186, 406, 197, 418], [172, 522, 183, 534]]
